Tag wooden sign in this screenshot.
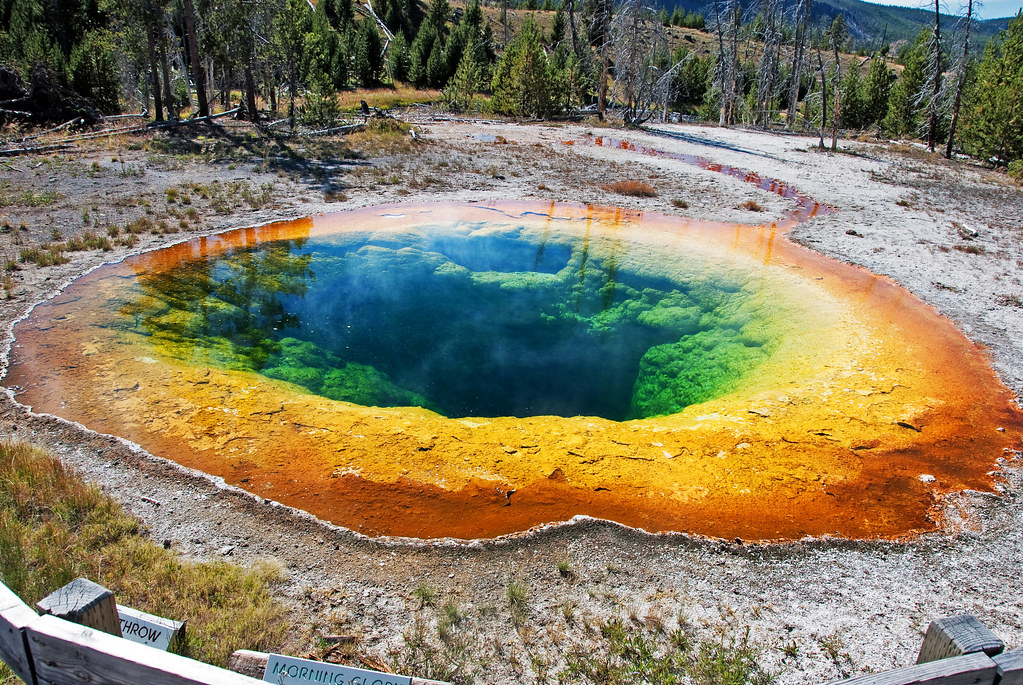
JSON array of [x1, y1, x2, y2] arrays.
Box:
[[263, 654, 412, 685], [117, 605, 185, 652]]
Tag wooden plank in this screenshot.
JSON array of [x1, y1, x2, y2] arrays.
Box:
[[993, 647, 1023, 685], [828, 651, 997, 685], [228, 650, 268, 679], [917, 615, 1004, 664], [26, 614, 263, 685], [0, 582, 37, 685], [36, 578, 122, 638]]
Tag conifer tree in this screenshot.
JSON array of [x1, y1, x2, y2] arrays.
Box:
[[490, 17, 562, 117], [882, 29, 929, 138], [862, 55, 895, 127], [408, 20, 439, 86], [355, 16, 383, 86], [962, 12, 1023, 165], [389, 30, 411, 82], [426, 33, 448, 86], [838, 62, 866, 129], [444, 45, 484, 110]]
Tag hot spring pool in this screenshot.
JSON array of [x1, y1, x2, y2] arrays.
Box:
[[5, 201, 1021, 540]]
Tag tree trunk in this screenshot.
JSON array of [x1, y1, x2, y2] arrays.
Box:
[[727, 5, 741, 125], [144, 3, 164, 122], [159, 31, 175, 119], [927, 0, 942, 152], [597, 49, 609, 119], [786, 0, 811, 129], [244, 56, 259, 122], [714, 0, 728, 125], [945, 0, 973, 158], [831, 30, 841, 150], [568, 0, 579, 55], [182, 0, 209, 117], [816, 44, 827, 149]]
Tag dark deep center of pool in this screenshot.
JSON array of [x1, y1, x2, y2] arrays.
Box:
[[127, 221, 778, 420]]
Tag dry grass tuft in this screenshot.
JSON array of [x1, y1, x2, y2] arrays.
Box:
[[0, 442, 290, 667], [604, 180, 657, 197], [738, 200, 763, 212]]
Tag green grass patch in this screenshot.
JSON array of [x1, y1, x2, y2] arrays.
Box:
[[0, 442, 290, 671], [18, 244, 68, 267], [0, 180, 59, 207], [559, 618, 776, 685]]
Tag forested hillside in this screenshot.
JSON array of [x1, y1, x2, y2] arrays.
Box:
[[1, 0, 1021, 168]]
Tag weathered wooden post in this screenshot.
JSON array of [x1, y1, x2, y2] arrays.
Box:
[[36, 578, 122, 638], [0, 581, 37, 685], [917, 615, 1004, 664]]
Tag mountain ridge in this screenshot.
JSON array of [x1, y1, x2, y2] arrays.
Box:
[[657, 0, 1013, 48]]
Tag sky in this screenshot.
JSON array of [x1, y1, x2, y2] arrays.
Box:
[[861, 0, 1022, 19]]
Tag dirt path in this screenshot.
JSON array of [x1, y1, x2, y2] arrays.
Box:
[[1, 118, 1021, 683]]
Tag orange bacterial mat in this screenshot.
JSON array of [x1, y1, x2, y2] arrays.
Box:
[[4, 199, 1021, 541]]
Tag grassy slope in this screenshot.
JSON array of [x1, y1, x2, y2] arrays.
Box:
[[0, 442, 290, 683]]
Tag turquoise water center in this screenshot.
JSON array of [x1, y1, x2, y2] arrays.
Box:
[[122, 204, 827, 421]]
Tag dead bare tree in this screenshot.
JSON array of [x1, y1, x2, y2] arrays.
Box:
[[755, 0, 783, 127], [945, 0, 975, 158], [786, 0, 812, 129], [568, 0, 580, 55], [607, 0, 675, 125], [712, 0, 743, 125], [182, 0, 209, 117], [815, 37, 828, 149], [829, 14, 845, 150], [925, 0, 943, 151], [587, 0, 615, 119]]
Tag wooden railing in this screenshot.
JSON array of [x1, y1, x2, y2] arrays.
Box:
[[1, 579, 443, 685], [4, 576, 1022, 685], [1, 580, 260, 685]]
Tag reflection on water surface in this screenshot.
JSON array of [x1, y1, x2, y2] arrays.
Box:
[[5, 200, 1021, 540]]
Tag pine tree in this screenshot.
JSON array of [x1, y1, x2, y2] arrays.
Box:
[[490, 17, 562, 117], [425, 0, 450, 34], [408, 20, 439, 86], [68, 29, 121, 113], [389, 31, 411, 82], [962, 11, 1023, 165], [321, 0, 353, 32], [550, 7, 567, 47], [882, 28, 929, 138], [355, 16, 382, 86], [838, 62, 866, 129], [444, 45, 484, 111], [426, 33, 448, 87], [862, 56, 895, 128]]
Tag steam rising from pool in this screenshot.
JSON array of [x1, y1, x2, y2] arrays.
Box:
[[124, 210, 815, 421]]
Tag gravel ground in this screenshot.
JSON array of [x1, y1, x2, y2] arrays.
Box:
[[1, 117, 1021, 684]]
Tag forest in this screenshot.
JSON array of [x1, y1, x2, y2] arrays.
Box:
[[0, 0, 1021, 170]]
